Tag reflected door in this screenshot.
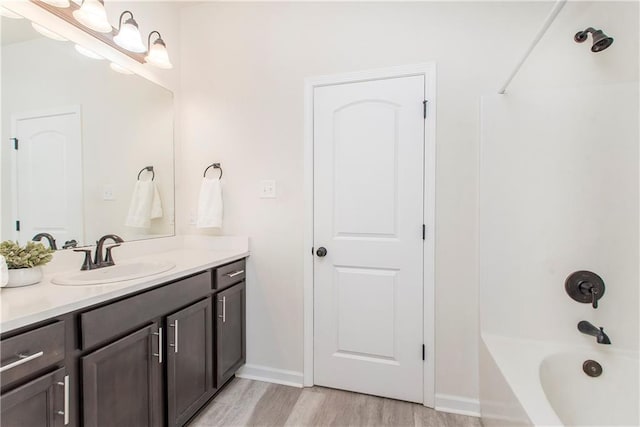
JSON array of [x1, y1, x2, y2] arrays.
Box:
[[13, 107, 83, 246], [313, 76, 425, 403]]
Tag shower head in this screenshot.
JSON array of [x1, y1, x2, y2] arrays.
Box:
[[574, 27, 614, 53]]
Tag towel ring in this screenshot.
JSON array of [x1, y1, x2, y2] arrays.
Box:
[[137, 166, 155, 181], [203, 163, 223, 180]]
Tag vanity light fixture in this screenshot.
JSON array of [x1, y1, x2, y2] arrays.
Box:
[[74, 44, 103, 60], [113, 11, 146, 53], [32, 23, 68, 41], [40, 0, 71, 7], [72, 0, 112, 33], [0, 6, 23, 19], [145, 31, 173, 69], [109, 62, 134, 75]]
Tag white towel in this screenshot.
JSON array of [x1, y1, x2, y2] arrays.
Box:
[[197, 178, 223, 228], [125, 180, 163, 228]]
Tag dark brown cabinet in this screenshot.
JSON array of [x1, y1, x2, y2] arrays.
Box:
[[81, 324, 163, 427], [0, 367, 68, 427], [167, 298, 214, 427], [1, 258, 247, 427], [215, 281, 246, 386]]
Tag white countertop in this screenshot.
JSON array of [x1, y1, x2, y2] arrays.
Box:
[[0, 236, 249, 334]]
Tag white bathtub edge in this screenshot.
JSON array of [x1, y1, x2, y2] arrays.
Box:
[[481, 333, 562, 426]]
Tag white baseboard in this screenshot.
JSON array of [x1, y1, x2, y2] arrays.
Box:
[[235, 364, 304, 388], [235, 366, 479, 417], [435, 393, 481, 417]]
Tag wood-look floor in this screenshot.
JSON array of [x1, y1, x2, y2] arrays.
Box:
[[190, 378, 482, 427]]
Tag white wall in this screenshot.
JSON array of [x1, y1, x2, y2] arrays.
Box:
[[479, 0, 639, 349], [178, 1, 552, 404], [480, 82, 638, 349]]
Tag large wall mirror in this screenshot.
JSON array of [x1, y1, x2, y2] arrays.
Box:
[[0, 14, 175, 250]]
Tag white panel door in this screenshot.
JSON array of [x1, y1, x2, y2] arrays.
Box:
[[13, 108, 83, 246], [313, 76, 425, 403]]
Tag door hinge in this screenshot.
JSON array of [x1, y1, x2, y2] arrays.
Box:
[[423, 100, 428, 119], [311, 246, 314, 256], [15, 220, 20, 231], [422, 344, 425, 361], [10, 138, 18, 150], [422, 224, 426, 240]]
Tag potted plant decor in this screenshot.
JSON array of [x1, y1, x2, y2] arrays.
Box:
[[0, 241, 54, 288]]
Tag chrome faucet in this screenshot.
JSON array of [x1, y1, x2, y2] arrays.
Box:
[[578, 321, 611, 344], [32, 233, 57, 250], [74, 234, 124, 270]]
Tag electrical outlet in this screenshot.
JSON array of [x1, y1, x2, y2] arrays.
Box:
[[103, 185, 115, 201], [260, 180, 276, 198]]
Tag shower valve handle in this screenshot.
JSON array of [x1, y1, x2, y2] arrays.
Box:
[[565, 271, 605, 309], [589, 288, 599, 309]]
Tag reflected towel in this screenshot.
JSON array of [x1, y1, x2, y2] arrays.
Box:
[[125, 180, 163, 228], [151, 184, 163, 220], [197, 178, 223, 228]]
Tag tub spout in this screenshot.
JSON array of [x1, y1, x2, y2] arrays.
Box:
[[578, 321, 611, 344]]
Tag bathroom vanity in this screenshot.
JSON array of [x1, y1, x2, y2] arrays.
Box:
[[0, 239, 248, 427]]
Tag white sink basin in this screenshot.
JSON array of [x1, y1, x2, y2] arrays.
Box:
[[52, 260, 175, 286]]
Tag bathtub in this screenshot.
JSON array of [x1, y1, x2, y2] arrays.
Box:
[[480, 333, 639, 427]]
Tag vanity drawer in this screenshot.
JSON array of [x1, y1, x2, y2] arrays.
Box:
[[80, 271, 211, 350], [215, 259, 246, 290], [0, 321, 65, 389]]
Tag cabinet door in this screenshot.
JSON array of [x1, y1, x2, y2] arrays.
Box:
[[1, 367, 67, 427], [82, 324, 162, 427], [216, 282, 246, 386], [166, 298, 213, 427]]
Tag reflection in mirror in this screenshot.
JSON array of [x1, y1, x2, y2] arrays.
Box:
[[1, 15, 175, 249]]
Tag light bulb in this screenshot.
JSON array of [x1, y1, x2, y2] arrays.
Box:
[[145, 37, 172, 69], [72, 0, 111, 33], [113, 13, 146, 53]]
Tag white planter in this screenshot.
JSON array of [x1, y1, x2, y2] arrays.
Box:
[[5, 266, 43, 288]]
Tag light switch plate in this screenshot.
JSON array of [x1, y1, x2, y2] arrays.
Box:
[[103, 185, 115, 201], [260, 180, 277, 198]]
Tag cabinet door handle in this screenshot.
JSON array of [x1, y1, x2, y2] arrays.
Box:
[[226, 270, 244, 278], [0, 351, 44, 373], [169, 320, 179, 353], [153, 327, 163, 363], [218, 296, 226, 323], [56, 375, 69, 425]]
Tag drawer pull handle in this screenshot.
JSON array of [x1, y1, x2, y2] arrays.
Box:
[[0, 351, 44, 373], [56, 375, 70, 425], [226, 270, 244, 278], [169, 321, 178, 353], [218, 296, 226, 323], [153, 327, 163, 363]]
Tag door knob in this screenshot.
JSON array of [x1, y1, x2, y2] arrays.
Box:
[[316, 247, 327, 257]]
